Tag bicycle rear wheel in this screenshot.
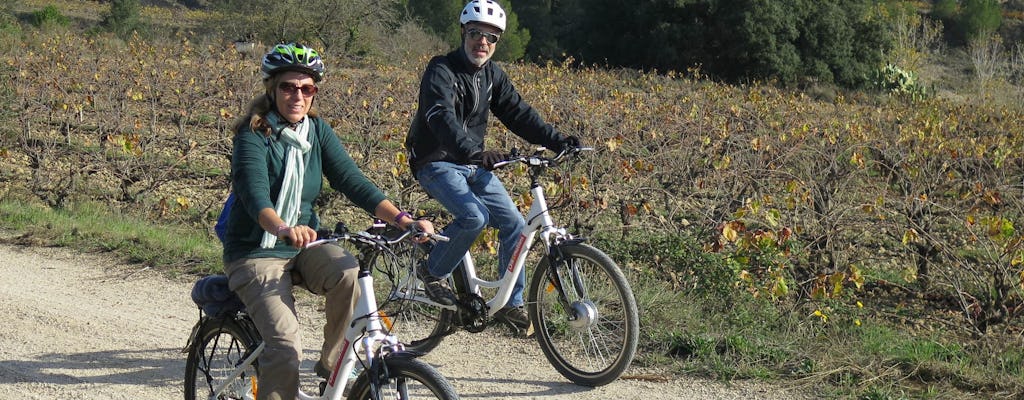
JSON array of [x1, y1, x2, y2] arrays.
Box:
[[371, 239, 454, 354], [184, 314, 261, 400], [346, 355, 459, 400], [527, 242, 639, 387]]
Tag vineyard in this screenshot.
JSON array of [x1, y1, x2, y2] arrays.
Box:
[[3, 2, 1024, 398]]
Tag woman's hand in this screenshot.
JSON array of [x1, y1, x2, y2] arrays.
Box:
[[406, 219, 435, 243], [278, 224, 318, 248]]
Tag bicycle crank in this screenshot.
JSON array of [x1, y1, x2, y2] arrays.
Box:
[[456, 293, 488, 333]]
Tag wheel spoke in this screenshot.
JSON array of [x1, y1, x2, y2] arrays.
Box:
[[529, 243, 639, 386]]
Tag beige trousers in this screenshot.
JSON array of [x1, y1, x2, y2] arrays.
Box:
[[225, 243, 360, 400]]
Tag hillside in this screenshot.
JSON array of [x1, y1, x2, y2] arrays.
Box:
[[3, 1, 1024, 398]]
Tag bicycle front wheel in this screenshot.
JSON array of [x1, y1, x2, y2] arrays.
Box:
[[372, 239, 454, 354], [184, 315, 261, 400], [527, 243, 639, 387], [346, 355, 459, 400]]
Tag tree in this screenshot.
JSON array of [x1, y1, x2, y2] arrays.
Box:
[[960, 0, 1002, 41], [797, 0, 889, 87], [515, 0, 560, 60], [492, 2, 529, 61], [713, 0, 806, 83]]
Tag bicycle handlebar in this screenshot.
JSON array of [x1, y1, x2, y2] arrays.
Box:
[[305, 222, 448, 249], [489, 146, 594, 170]]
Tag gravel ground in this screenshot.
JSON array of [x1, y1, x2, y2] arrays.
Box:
[[0, 242, 813, 399]]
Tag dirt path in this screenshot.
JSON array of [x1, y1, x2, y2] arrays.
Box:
[[0, 242, 811, 399]]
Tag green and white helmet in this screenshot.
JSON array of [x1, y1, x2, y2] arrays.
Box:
[[261, 43, 325, 82]]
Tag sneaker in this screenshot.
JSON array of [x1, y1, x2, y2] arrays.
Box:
[[416, 261, 456, 306], [315, 361, 331, 379], [315, 362, 361, 396], [315, 361, 362, 380], [494, 306, 534, 338]]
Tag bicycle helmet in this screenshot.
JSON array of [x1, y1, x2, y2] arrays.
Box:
[[460, 0, 506, 31], [261, 42, 325, 82]]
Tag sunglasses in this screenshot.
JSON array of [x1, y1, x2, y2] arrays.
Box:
[[277, 82, 318, 97], [466, 28, 500, 44]]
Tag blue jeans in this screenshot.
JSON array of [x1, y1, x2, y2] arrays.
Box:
[[415, 162, 526, 308]]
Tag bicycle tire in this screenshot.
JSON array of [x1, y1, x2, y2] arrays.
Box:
[[346, 354, 460, 400], [527, 243, 639, 387], [372, 239, 454, 354], [184, 314, 261, 400]]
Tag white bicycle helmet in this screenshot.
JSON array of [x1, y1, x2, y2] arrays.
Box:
[[459, 0, 506, 31]]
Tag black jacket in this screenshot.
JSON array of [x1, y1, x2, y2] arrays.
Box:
[[405, 47, 564, 171]]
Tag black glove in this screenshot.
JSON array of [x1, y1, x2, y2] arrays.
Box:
[[557, 135, 580, 153], [472, 150, 506, 170]]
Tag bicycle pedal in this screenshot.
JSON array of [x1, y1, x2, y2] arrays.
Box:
[[509, 323, 535, 339], [493, 318, 534, 338]]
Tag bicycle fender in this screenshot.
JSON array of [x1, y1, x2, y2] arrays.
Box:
[[549, 239, 586, 263], [556, 238, 586, 247], [382, 350, 427, 360], [181, 314, 204, 354]]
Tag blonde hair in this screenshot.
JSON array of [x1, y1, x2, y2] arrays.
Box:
[[232, 74, 319, 137]]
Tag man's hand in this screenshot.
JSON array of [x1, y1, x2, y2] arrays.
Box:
[[473, 150, 506, 170], [557, 136, 581, 153]]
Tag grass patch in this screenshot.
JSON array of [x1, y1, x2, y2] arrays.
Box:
[[615, 230, 1024, 398], [0, 198, 221, 275]]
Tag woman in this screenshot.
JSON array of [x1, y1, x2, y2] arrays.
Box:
[[220, 42, 433, 400]]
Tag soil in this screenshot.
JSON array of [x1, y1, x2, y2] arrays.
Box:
[[0, 240, 813, 399]]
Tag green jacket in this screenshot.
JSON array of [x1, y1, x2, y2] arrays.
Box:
[[222, 113, 386, 263]]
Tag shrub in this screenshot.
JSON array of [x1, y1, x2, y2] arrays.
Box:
[[960, 0, 1002, 40], [871, 63, 929, 100], [31, 5, 69, 28], [931, 0, 959, 21], [102, 0, 146, 40]]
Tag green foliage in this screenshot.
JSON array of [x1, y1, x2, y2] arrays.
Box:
[[401, 0, 462, 38], [931, 0, 958, 21], [513, 0, 559, 60], [931, 0, 1003, 43], [0, 7, 21, 46], [31, 5, 69, 28], [959, 0, 1002, 40], [491, 5, 528, 61], [0, 198, 222, 273], [871, 63, 930, 100], [595, 230, 735, 303], [550, 0, 890, 88], [102, 0, 146, 40]]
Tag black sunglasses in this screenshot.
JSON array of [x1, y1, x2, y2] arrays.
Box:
[[277, 82, 318, 97], [466, 28, 500, 44]]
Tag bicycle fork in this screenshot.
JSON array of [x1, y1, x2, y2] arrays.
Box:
[[544, 241, 597, 329]]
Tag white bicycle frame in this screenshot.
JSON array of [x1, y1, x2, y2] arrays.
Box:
[[206, 250, 401, 400], [401, 163, 570, 317]]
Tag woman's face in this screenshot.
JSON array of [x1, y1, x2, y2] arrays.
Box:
[[273, 71, 318, 124]]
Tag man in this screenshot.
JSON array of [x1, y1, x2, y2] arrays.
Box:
[[404, 0, 579, 335]]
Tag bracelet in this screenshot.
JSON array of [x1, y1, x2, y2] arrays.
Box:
[[395, 211, 413, 226], [275, 224, 290, 236]]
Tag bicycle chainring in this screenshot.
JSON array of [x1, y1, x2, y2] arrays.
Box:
[[456, 293, 488, 333]]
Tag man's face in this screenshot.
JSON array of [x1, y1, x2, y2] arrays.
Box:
[[462, 22, 501, 67]]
